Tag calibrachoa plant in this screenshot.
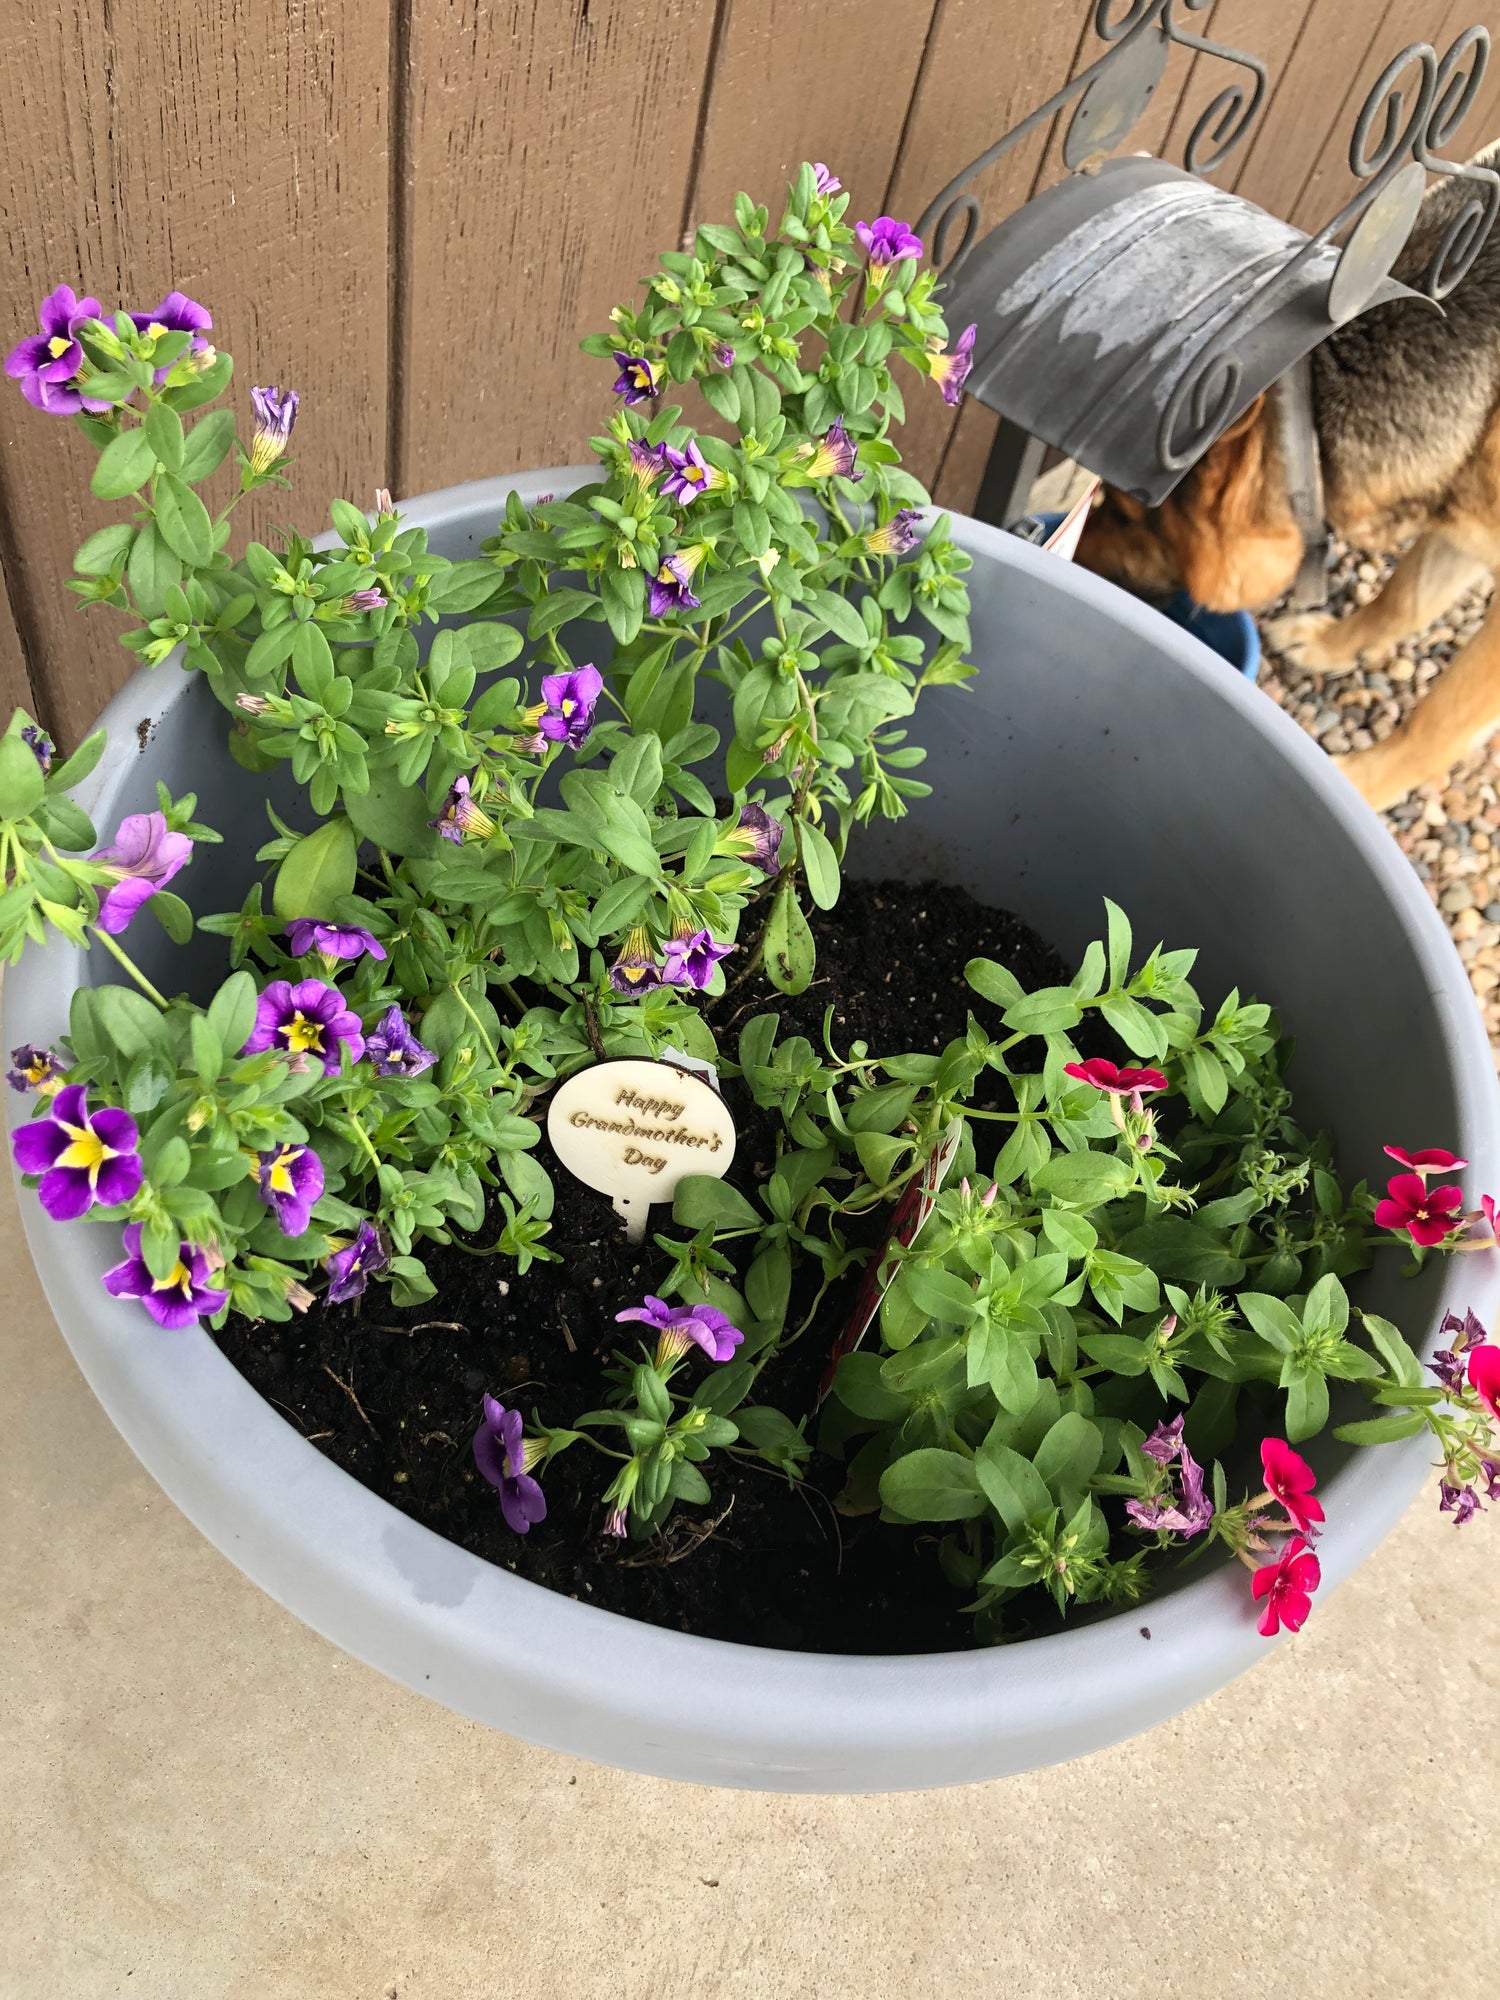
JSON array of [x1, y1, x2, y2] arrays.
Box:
[[4, 165, 1496, 1641]]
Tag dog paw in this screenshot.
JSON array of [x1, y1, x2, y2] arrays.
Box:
[[1262, 611, 1357, 674]]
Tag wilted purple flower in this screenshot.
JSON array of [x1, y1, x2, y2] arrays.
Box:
[[662, 925, 735, 990], [929, 322, 977, 407], [538, 664, 603, 748], [6, 286, 111, 415], [284, 919, 387, 964], [429, 773, 495, 845], [323, 1219, 388, 1304], [365, 1003, 436, 1079], [6, 1043, 62, 1094], [91, 810, 193, 935], [1481, 1459, 1500, 1501], [1140, 1415, 1186, 1465], [1126, 1415, 1212, 1537], [12, 1083, 142, 1220], [661, 438, 725, 506], [128, 292, 212, 380], [719, 801, 782, 874], [812, 163, 841, 196], [248, 384, 299, 473], [1439, 1479, 1482, 1525], [602, 1504, 628, 1539], [235, 693, 274, 716], [855, 216, 923, 268], [647, 547, 705, 617], [626, 437, 667, 486], [712, 341, 736, 370], [609, 926, 664, 995], [1430, 1346, 1469, 1395], [863, 509, 923, 559], [255, 1142, 324, 1236], [345, 586, 385, 613], [22, 726, 53, 774], [241, 978, 365, 1075], [612, 350, 662, 405], [616, 1293, 746, 1364], [473, 1395, 548, 1534], [102, 1222, 229, 1329], [799, 417, 861, 482]]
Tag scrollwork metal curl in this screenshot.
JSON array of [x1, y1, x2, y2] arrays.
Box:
[[1156, 346, 1244, 474], [1415, 27, 1499, 299]]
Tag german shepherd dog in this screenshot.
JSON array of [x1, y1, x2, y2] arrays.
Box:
[[1077, 144, 1500, 811]]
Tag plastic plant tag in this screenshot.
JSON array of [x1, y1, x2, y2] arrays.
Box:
[[547, 1057, 737, 1242], [818, 1116, 964, 1400], [1042, 474, 1102, 560]]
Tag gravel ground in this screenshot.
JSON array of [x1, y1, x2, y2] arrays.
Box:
[[1257, 539, 1500, 1066]]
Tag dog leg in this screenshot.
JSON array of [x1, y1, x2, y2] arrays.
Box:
[[1263, 533, 1487, 674], [1336, 592, 1500, 809]]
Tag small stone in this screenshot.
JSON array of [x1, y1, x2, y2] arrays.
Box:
[[1323, 728, 1351, 754], [1388, 657, 1416, 682], [1350, 728, 1374, 751], [1440, 881, 1476, 914], [1314, 707, 1341, 736]]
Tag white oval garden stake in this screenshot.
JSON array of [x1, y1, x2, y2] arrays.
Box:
[[546, 1058, 737, 1243]]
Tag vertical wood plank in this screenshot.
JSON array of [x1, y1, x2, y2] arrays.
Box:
[[397, 0, 720, 502], [0, 537, 41, 729], [0, 0, 394, 749], [1157, 0, 1316, 188]]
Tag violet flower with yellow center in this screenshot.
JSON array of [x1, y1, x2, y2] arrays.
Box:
[[429, 773, 495, 844], [365, 1003, 436, 1078], [812, 163, 841, 196], [240, 978, 364, 1075], [248, 384, 299, 473], [254, 1142, 324, 1236], [102, 1223, 230, 1330], [626, 437, 667, 486], [12, 1083, 142, 1220], [473, 1396, 548, 1534], [855, 216, 923, 272], [662, 923, 735, 990], [928, 323, 977, 407], [798, 417, 862, 483], [862, 508, 923, 559], [6, 1042, 63, 1094], [612, 350, 662, 405], [716, 801, 782, 875], [537, 664, 603, 748], [5, 285, 111, 415], [661, 438, 726, 506], [128, 291, 213, 381], [22, 726, 52, 774], [609, 926, 664, 995], [647, 545, 706, 617], [284, 919, 387, 966], [324, 1220, 388, 1304], [90, 810, 193, 935], [616, 1293, 746, 1366]]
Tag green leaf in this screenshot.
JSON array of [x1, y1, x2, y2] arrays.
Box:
[[879, 1447, 986, 1522], [74, 522, 136, 576], [344, 764, 442, 858], [1361, 1312, 1425, 1389], [127, 523, 182, 617], [153, 474, 216, 566], [92, 982, 169, 1058], [1283, 1364, 1328, 1442], [974, 1437, 1052, 1530], [1238, 1292, 1302, 1354], [798, 818, 840, 910], [1039, 1208, 1097, 1259], [903, 1263, 977, 1325], [831, 1351, 910, 1422], [143, 402, 185, 473], [1031, 1412, 1103, 1496], [179, 408, 238, 482], [802, 588, 870, 647], [0, 733, 46, 820], [91, 427, 158, 499], [1302, 1272, 1349, 1338], [272, 818, 358, 920], [1031, 1151, 1135, 1207], [190, 1012, 223, 1083], [1117, 1216, 1245, 1285], [965, 956, 1025, 1007], [1002, 989, 1083, 1036], [47, 728, 107, 793], [1105, 899, 1133, 986], [764, 879, 815, 995], [207, 970, 258, 1055], [149, 889, 194, 944], [671, 1176, 761, 1232], [1333, 1412, 1428, 1445]]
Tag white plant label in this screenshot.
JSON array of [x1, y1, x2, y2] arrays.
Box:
[[546, 1058, 737, 1242]]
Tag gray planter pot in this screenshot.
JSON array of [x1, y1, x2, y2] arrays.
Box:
[[8, 471, 1498, 1792]]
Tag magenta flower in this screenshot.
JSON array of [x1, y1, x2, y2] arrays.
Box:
[[812, 163, 841, 196], [855, 216, 923, 268], [1260, 1436, 1324, 1537], [616, 1293, 745, 1364], [255, 1142, 324, 1236], [1484, 1192, 1498, 1240], [241, 978, 364, 1074], [538, 664, 603, 748], [661, 438, 725, 505], [6, 1043, 62, 1094], [1468, 1342, 1500, 1426], [365, 1003, 436, 1079], [6, 286, 111, 414], [22, 726, 53, 774], [428, 773, 495, 845], [284, 919, 387, 964], [248, 384, 299, 473], [1063, 1057, 1169, 1112], [128, 292, 212, 379], [720, 801, 782, 874], [647, 548, 705, 617], [1250, 1535, 1321, 1636], [1373, 1171, 1465, 1248], [609, 926, 664, 995], [102, 1223, 229, 1329], [662, 926, 735, 990], [12, 1083, 142, 1220], [929, 322, 978, 407], [862, 509, 924, 558], [90, 811, 193, 936], [323, 1219, 388, 1304], [473, 1395, 548, 1534], [799, 417, 861, 482], [1384, 1144, 1468, 1177], [1125, 1415, 1212, 1536], [611, 351, 662, 405]]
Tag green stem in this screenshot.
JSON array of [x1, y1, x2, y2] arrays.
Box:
[[345, 1111, 385, 1177], [450, 981, 500, 1067], [91, 927, 171, 1009]]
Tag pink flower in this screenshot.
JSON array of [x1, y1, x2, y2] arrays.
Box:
[[1482, 1193, 1497, 1239], [1373, 1172, 1465, 1248], [1250, 1536, 1321, 1637], [1260, 1437, 1324, 1537], [1384, 1144, 1468, 1177], [1063, 1057, 1168, 1098], [1467, 1343, 1500, 1425]]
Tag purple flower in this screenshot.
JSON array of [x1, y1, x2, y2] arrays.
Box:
[[6, 1043, 62, 1094], [345, 586, 385, 613], [799, 417, 862, 483], [22, 726, 53, 774], [609, 926, 664, 995], [661, 438, 725, 506], [1125, 1415, 1213, 1537], [102, 1222, 229, 1329], [323, 1219, 388, 1305], [929, 322, 977, 407], [6, 286, 111, 415], [90, 811, 193, 936], [612, 351, 662, 405], [647, 548, 705, 617], [365, 1003, 436, 1078], [719, 801, 782, 874], [626, 437, 667, 486], [1481, 1460, 1500, 1502], [812, 163, 841, 196], [255, 1142, 324, 1236], [128, 292, 213, 380], [862, 509, 923, 559], [538, 664, 603, 748], [241, 978, 365, 1074], [712, 341, 736, 370], [662, 926, 735, 990], [284, 919, 387, 964], [12, 1083, 142, 1220], [428, 773, 495, 845], [602, 1504, 628, 1538], [473, 1395, 548, 1534], [248, 384, 299, 473], [616, 1293, 746, 1364], [855, 217, 923, 269], [1140, 1415, 1186, 1465], [1439, 1480, 1482, 1525]]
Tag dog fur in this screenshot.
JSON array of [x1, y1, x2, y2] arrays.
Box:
[[1076, 142, 1500, 809]]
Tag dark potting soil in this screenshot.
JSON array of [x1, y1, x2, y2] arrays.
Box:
[[210, 879, 1073, 1654]]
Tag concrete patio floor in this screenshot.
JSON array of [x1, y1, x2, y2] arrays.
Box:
[[3, 1157, 1495, 2000]]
